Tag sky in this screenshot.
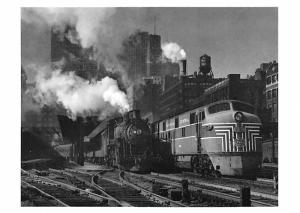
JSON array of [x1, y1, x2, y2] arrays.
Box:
[[141, 7, 278, 78], [21, 7, 278, 79]]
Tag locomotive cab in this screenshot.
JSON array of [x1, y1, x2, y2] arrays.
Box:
[[124, 110, 141, 121]]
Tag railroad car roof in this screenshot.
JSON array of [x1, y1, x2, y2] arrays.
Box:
[[153, 100, 254, 124]]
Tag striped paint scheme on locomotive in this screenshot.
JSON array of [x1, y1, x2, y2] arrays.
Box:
[[152, 100, 262, 176], [202, 123, 262, 152]]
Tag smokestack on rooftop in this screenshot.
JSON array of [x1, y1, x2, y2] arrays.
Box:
[[180, 59, 187, 76]]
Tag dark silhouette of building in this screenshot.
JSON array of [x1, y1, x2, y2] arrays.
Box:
[[203, 74, 265, 115], [51, 26, 101, 81], [265, 61, 278, 122], [118, 31, 163, 81], [158, 55, 223, 119], [257, 61, 278, 163]]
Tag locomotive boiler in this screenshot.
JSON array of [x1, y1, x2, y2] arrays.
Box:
[[84, 110, 156, 172], [109, 110, 153, 171]]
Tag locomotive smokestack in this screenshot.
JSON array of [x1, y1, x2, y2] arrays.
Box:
[[180, 59, 187, 76]]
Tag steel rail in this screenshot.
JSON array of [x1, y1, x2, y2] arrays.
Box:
[[21, 169, 114, 204], [127, 172, 277, 207], [121, 171, 188, 207], [48, 168, 124, 206], [22, 180, 69, 206], [154, 172, 278, 201]]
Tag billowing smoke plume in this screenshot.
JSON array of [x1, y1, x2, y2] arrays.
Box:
[[22, 8, 158, 73], [161, 42, 186, 62], [21, 8, 159, 122], [33, 67, 129, 120]]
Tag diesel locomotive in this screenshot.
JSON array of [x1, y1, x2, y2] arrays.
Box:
[[152, 100, 263, 177]]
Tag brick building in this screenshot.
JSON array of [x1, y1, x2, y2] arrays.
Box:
[[260, 61, 278, 163], [203, 74, 265, 115], [158, 56, 223, 120], [265, 61, 278, 122]]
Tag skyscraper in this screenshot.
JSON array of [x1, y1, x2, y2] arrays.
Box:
[[119, 31, 163, 80]]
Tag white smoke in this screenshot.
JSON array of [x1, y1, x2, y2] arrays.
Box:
[[161, 42, 186, 63], [21, 8, 116, 49], [33, 68, 129, 120], [21, 8, 159, 121]]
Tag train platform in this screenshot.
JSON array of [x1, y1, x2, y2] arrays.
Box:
[[69, 161, 114, 173]]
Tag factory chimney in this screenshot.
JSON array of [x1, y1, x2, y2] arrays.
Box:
[[180, 59, 187, 76]]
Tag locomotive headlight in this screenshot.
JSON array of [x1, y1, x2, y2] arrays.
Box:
[[234, 112, 244, 122]]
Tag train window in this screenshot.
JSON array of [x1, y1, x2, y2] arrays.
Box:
[[190, 112, 196, 124], [175, 117, 179, 128], [208, 102, 230, 114], [202, 111, 205, 120], [197, 113, 201, 122], [163, 122, 166, 131], [198, 111, 204, 121], [182, 128, 186, 137], [232, 102, 254, 114]]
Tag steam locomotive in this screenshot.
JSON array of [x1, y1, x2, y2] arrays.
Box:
[[152, 100, 263, 177], [84, 110, 173, 172]]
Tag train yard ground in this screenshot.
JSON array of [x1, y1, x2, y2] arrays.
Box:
[[21, 160, 278, 207]]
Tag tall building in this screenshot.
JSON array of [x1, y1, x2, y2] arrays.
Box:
[[120, 31, 163, 80], [120, 31, 181, 115], [51, 26, 100, 81], [265, 61, 278, 122], [259, 61, 278, 163]]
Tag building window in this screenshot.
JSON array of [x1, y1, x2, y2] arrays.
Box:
[[272, 89, 277, 98], [267, 90, 271, 99], [272, 103, 277, 113], [175, 117, 179, 128], [268, 104, 272, 110], [182, 127, 186, 137], [271, 75, 276, 83], [163, 122, 166, 131], [266, 76, 271, 85], [168, 131, 171, 139], [190, 112, 196, 124]]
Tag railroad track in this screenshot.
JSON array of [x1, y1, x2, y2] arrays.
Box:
[[126, 172, 277, 207], [21, 169, 115, 206], [21, 181, 65, 206], [63, 168, 187, 207], [181, 172, 277, 198]]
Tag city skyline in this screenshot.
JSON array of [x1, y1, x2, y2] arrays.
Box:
[[22, 7, 277, 79]]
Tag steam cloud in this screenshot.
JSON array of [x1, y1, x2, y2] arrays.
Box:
[[21, 8, 158, 72], [33, 68, 129, 120], [21, 8, 169, 122], [161, 42, 186, 62]]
